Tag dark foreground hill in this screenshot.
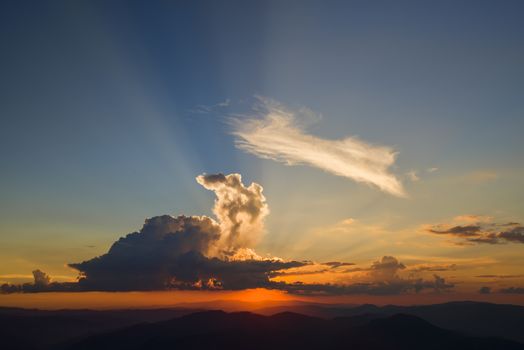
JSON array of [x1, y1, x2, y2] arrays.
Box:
[[63, 310, 524, 350], [0, 307, 201, 350]]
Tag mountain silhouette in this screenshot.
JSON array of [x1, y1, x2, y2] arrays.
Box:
[[2, 302, 524, 349], [64, 310, 523, 350], [256, 300, 524, 343]]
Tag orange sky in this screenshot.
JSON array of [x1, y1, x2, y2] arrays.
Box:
[[1, 289, 523, 310]]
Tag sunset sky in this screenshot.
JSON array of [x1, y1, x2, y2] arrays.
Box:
[[1, 0, 523, 307]]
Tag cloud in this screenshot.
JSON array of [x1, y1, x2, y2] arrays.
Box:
[[272, 256, 454, 296], [2, 255, 455, 296], [68, 247, 302, 293], [323, 261, 355, 268], [406, 170, 420, 182], [425, 216, 524, 245], [497, 226, 524, 243], [268, 261, 356, 278], [2, 174, 455, 296], [1, 269, 77, 293], [0, 283, 21, 293], [279, 273, 453, 296], [217, 99, 231, 107], [69, 215, 223, 291], [67, 214, 304, 291], [65, 174, 296, 291], [428, 225, 482, 237], [196, 173, 269, 254], [269, 268, 331, 278], [475, 274, 524, 279], [409, 264, 457, 273], [499, 287, 524, 294], [189, 99, 231, 114], [232, 97, 405, 197], [32, 269, 51, 287], [479, 286, 491, 294], [369, 256, 406, 282]]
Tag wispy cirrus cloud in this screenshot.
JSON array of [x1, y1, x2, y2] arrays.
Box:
[[232, 97, 406, 197], [189, 99, 231, 114], [464, 170, 498, 184]]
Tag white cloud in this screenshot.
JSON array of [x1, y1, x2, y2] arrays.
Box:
[[406, 170, 420, 182], [339, 218, 356, 225], [232, 98, 406, 197], [196, 173, 269, 254]]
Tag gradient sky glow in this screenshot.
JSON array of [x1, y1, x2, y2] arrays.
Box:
[[1, 0, 524, 306]]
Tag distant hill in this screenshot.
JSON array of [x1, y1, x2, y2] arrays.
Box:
[[64, 310, 523, 350], [1, 301, 523, 349], [0, 307, 202, 350], [255, 301, 524, 343]]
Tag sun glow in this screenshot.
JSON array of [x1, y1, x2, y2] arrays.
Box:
[[0, 289, 297, 310]]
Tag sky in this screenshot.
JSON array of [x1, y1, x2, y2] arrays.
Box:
[[1, 0, 523, 307]]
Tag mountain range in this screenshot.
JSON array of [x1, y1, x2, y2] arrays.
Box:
[[1, 301, 523, 349]]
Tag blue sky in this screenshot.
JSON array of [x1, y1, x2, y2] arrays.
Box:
[[1, 1, 523, 288]]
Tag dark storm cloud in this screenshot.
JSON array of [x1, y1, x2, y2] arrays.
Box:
[[68, 214, 306, 291], [61, 174, 289, 292], [426, 218, 524, 245]]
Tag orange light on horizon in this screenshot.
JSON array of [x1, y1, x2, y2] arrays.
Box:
[[0, 289, 299, 310], [1, 289, 523, 310]]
